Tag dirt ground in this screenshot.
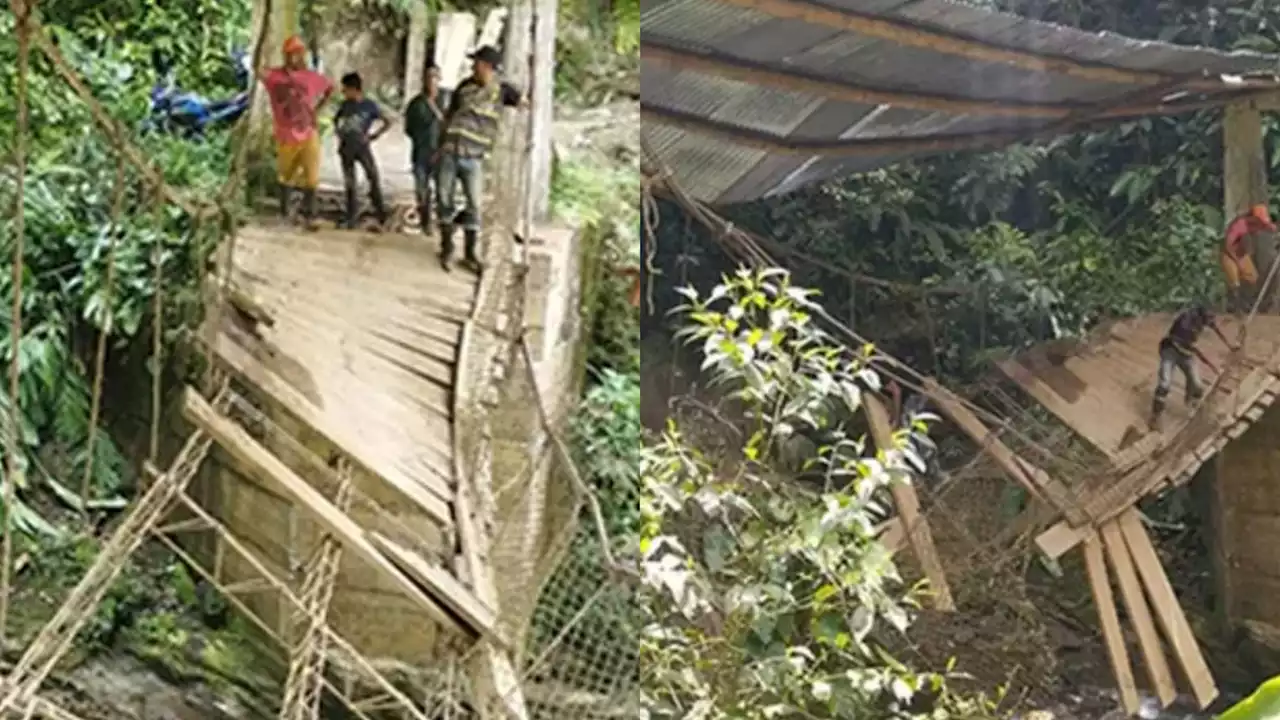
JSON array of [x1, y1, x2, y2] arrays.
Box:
[[888, 470, 1259, 718]]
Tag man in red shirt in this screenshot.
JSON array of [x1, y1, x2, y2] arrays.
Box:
[[260, 35, 333, 230], [1222, 204, 1274, 313]]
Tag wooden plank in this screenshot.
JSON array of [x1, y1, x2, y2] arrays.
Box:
[[924, 378, 1088, 525], [864, 393, 954, 611], [1117, 509, 1218, 709], [1082, 531, 1141, 715], [181, 387, 494, 644], [213, 331, 455, 527], [1100, 520, 1177, 707], [367, 531, 502, 649]]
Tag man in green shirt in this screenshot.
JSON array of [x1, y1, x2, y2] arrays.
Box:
[[433, 45, 523, 273], [404, 64, 443, 234]]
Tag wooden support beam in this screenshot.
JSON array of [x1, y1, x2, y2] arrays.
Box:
[[1100, 521, 1177, 708], [699, 0, 1277, 92], [1082, 531, 1141, 715], [864, 393, 954, 611], [1117, 509, 1218, 709], [180, 386, 494, 644], [1224, 101, 1274, 310]]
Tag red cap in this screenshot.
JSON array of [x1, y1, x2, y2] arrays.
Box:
[[282, 35, 306, 56]]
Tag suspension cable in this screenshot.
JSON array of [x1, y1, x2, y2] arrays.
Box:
[[80, 160, 130, 508], [1, 0, 36, 646]]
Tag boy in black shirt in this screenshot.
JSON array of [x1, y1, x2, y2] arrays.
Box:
[[1150, 305, 1232, 428], [404, 65, 443, 234], [333, 72, 390, 230]]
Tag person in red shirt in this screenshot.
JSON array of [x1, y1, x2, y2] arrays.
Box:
[[1222, 204, 1274, 313], [260, 36, 333, 230]]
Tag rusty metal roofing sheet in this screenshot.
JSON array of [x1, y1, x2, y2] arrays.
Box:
[[641, 0, 1280, 204]]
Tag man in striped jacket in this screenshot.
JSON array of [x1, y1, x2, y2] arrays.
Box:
[[433, 45, 524, 273]]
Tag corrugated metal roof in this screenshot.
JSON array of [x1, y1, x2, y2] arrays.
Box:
[[641, 0, 1280, 204]]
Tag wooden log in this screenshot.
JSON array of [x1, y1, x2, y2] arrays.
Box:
[[1100, 520, 1177, 707], [181, 387, 496, 644], [1117, 509, 1218, 709], [864, 393, 954, 611], [1083, 532, 1141, 715]]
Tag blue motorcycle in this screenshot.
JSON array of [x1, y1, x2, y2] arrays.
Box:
[[143, 49, 252, 137]]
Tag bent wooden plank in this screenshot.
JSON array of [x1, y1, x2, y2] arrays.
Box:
[[212, 330, 455, 527], [182, 387, 496, 644], [864, 393, 954, 611], [368, 532, 507, 652]]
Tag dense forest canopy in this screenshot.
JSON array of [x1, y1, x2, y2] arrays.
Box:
[[645, 0, 1280, 387]]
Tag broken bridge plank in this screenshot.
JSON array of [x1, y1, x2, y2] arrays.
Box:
[[181, 387, 494, 644]]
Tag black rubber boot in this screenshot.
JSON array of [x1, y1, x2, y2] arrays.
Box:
[[1227, 288, 1242, 315], [417, 202, 432, 235], [301, 189, 319, 231], [439, 224, 456, 272], [278, 183, 293, 218], [461, 229, 483, 274]]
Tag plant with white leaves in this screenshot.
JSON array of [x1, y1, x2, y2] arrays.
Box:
[[639, 268, 1002, 719]]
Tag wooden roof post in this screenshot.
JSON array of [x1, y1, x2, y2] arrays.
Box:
[[1224, 101, 1272, 307]]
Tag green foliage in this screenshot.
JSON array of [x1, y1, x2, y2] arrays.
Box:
[[554, 159, 640, 374], [0, 0, 246, 536], [555, 0, 640, 104], [571, 369, 641, 539], [640, 268, 1003, 719]]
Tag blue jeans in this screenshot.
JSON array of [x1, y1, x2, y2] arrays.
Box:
[[436, 153, 482, 232], [412, 158, 434, 228]]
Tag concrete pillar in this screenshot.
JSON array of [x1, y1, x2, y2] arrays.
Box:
[[1223, 102, 1273, 308], [528, 0, 558, 222], [403, 0, 429, 110]]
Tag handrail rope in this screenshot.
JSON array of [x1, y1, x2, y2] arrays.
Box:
[[79, 159, 130, 508], [0, 0, 35, 647]]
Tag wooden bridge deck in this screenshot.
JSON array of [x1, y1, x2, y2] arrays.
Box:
[[997, 313, 1280, 557], [205, 220, 496, 657], [999, 313, 1280, 463]]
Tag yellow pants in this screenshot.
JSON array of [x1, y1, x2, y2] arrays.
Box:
[[275, 133, 321, 190], [1222, 251, 1259, 289]]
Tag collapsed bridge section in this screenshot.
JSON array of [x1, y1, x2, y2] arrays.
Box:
[[992, 312, 1280, 714]]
